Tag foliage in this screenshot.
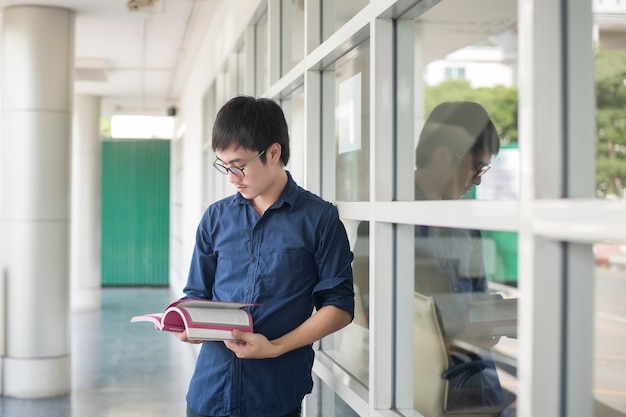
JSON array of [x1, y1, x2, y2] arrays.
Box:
[[595, 48, 626, 198], [424, 80, 518, 144], [100, 117, 112, 138]]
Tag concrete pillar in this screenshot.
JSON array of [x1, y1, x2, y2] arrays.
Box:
[[0, 5, 74, 398], [71, 95, 102, 312]]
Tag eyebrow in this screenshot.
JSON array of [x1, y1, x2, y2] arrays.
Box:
[[215, 156, 245, 165]]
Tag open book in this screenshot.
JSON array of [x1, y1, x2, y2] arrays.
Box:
[[131, 298, 256, 341], [466, 297, 518, 338]]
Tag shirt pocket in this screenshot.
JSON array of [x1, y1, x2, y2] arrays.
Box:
[[257, 249, 315, 297]]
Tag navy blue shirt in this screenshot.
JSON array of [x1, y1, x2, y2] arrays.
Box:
[[184, 172, 354, 417]]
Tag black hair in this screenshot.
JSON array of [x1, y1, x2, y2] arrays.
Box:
[[212, 95, 290, 165], [415, 101, 500, 168]]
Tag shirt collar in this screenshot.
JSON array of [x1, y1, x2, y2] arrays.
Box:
[[233, 170, 297, 211]]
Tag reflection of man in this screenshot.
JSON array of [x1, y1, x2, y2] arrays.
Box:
[[414, 101, 499, 341], [413, 101, 515, 415]]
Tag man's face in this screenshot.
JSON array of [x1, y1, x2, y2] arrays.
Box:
[[443, 150, 492, 199], [214, 145, 274, 200]]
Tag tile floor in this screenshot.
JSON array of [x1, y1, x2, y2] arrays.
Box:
[[0, 287, 197, 417]]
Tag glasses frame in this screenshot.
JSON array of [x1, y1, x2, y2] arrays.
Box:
[[454, 153, 491, 178], [213, 149, 266, 178]]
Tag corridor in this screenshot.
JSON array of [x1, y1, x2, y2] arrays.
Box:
[[0, 288, 196, 417]]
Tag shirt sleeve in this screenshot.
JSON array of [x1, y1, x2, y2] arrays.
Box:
[[311, 204, 355, 318], [183, 211, 216, 300]]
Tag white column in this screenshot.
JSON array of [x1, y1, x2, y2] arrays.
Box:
[[0, 5, 74, 398], [71, 95, 102, 311]]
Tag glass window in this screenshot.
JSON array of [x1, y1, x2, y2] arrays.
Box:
[[255, 9, 269, 95], [396, 0, 519, 414], [202, 83, 217, 206], [236, 43, 246, 95], [321, 219, 369, 387], [594, 25, 626, 199], [321, 0, 369, 42], [593, 241, 626, 416], [281, 86, 306, 186], [410, 225, 518, 416], [332, 43, 370, 202], [318, 379, 361, 417], [593, 3, 626, 414], [281, 0, 305, 76]]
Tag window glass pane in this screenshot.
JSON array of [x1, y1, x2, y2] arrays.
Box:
[[594, 2, 626, 199], [321, 219, 369, 386], [411, 225, 518, 416], [412, 0, 519, 204], [202, 84, 217, 205], [281, 87, 306, 186], [255, 10, 268, 95], [593, 242, 626, 416], [319, 379, 361, 417], [396, 0, 519, 414], [333, 44, 370, 202], [321, 0, 369, 42], [281, 0, 305, 76], [593, 2, 626, 415], [236, 44, 246, 94]]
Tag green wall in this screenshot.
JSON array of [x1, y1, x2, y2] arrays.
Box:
[[102, 140, 170, 286]]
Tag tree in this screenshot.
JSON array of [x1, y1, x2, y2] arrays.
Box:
[[425, 80, 518, 144]]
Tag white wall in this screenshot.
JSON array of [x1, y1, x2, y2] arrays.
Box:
[[170, 0, 263, 294]]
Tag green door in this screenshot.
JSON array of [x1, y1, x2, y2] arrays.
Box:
[[102, 140, 170, 286]]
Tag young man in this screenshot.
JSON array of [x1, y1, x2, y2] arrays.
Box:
[[175, 96, 355, 417]]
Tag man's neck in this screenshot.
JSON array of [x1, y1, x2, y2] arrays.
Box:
[[250, 170, 289, 216], [414, 170, 442, 200]]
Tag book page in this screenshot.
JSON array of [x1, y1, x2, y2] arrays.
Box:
[[185, 307, 251, 327]]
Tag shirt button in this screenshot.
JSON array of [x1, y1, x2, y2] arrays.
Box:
[[247, 288, 252, 294], [454, 286, 460, 292], [252, 257, 257, 262]]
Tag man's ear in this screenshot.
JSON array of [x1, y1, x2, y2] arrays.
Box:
[[432, 146, 453, 166], [268, 142, 282, 162]]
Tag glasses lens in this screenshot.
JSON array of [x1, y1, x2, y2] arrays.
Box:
[[229, 167, 245, 178], [476, 165, 491, 178], [213, 162, 228, 175]]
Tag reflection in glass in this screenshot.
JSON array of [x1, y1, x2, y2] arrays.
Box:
[[594, 48, 626, 199], [281, 0, 305, 76], [319, 380, 360, 417], [395, 2, 520, 414], [411, 102, 518, 416], [334, 46, 370, 202], [593, 242, 626, 416], [321, 220, 369, 387], [282, 89, 306, 186], [321, 0, 369, 42], [254, 10, 268, 95], [592, 1, 626, 410], [236, 44, 246, 95]]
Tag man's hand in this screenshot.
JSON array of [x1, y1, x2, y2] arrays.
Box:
[[223, 330, 282, 359], [452, 329, 500, 351], [171, 330, 205, 344]]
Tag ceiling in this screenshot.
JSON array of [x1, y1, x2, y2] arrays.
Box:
[[0, 0, 222, 116]]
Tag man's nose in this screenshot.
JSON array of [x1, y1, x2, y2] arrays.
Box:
[[472, 175, 482, 186], [228, 171, 242, 183]]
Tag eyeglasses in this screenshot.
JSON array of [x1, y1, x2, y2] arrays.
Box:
[[213, 149, 266, 178], [454, 153, 491, 178]]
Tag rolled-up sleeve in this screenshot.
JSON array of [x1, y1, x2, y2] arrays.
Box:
[[311, 204, 354, 318]]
